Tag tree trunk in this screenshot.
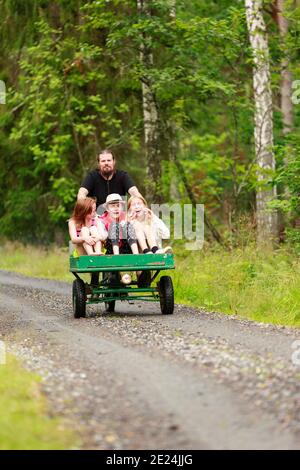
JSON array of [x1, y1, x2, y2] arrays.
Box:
[[276, 0, 293, 136], [137, 0, 162, 203], [169, 0, 176, 18], [274, 0, 293, 232], [245, 0, 278, 246]]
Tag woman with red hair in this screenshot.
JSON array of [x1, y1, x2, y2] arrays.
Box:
[[68, 197, 107, 255]]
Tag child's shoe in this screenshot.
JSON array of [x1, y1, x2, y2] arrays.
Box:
[[156, 246, 173, 254]]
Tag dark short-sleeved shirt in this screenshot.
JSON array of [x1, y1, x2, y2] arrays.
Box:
[[81, 169, 135, 207]]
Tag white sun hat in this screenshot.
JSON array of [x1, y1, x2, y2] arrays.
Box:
[[104, 193, 126, 209]]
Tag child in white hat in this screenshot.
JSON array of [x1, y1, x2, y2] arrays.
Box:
[[100, 194, 139, 255]]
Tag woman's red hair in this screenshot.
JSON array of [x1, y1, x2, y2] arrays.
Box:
[[71, 197, 96, 225]]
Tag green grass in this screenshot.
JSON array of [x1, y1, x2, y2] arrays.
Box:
[[1, 240, 300, 327], [172, 243, 300, 327], [0, 355, 78, 449], [0, 241, 72, 282]]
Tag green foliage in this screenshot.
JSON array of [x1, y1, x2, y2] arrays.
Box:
[[0, 0, 299, 245], [1, 11, 140, 241], [0, 354, 78, 449], [271, 133, 300, 250]]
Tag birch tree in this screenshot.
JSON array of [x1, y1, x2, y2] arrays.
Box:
[[245, 0, 278, 244]]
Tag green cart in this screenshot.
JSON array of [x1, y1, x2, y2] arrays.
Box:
[[70, 253, 175, 318]]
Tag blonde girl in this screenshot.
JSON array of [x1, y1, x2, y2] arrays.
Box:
[[127, 195, 172, 254]]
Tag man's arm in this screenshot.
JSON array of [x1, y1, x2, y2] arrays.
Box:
[[78, 171, 95, 200], [122, 172, 142, 199], [128, 186, 143, 199], [77, 187, 89, 200]]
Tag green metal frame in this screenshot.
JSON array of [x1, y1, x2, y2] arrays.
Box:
[[70, 253, 175, 305], [87, 287, 160, 304], [70, 252, 175, 272]]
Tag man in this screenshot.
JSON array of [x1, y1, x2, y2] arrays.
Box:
[[77, 149, 142, 211]]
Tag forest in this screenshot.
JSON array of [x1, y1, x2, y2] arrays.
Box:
[[1, 0, 300, 248], [2, 1, 300, 452]]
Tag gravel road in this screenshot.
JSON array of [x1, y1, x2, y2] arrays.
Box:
[[0, 269, 300, 450]]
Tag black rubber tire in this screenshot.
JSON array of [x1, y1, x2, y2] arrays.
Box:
[[72, 279, 86, 318], [105, 299, 115, 312], [158, 276, 174, 315]]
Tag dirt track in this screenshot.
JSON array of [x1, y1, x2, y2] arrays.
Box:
[[1, 269, 300, 450]]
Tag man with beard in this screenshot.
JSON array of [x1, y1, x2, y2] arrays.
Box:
[[77, 149, 142, 213]]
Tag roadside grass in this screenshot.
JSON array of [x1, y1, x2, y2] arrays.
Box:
[[0, 241, 72, 282], [0, 355, 78, 450], [1, 240, 300, 327], [172, 243, 300, 327]]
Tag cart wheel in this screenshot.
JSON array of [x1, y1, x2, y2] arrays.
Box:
[[158, 276, 174, 315], [72, 279, 86, 318], [105, 300, 115, 313]]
